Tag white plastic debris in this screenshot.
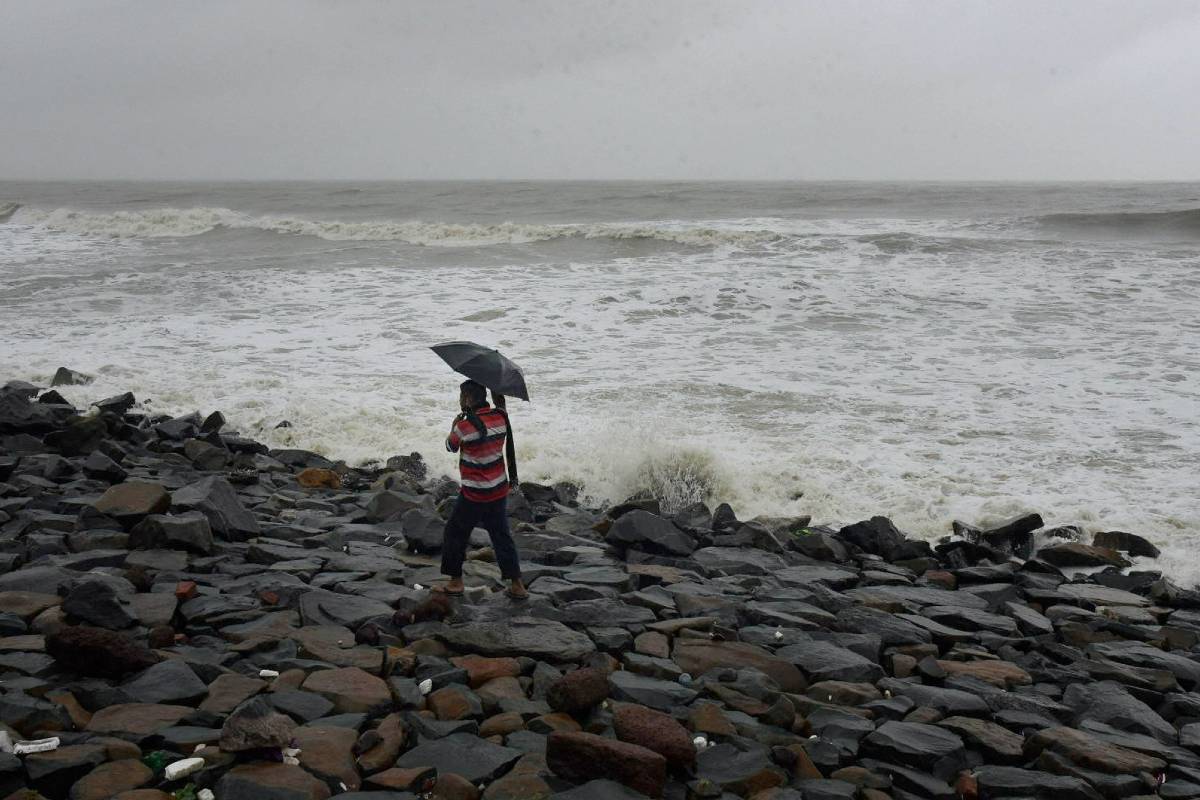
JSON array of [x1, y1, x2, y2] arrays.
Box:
[[198, 790, 215, 800], [164, 757, 205, 781], [679, 673, 693, 685], [773, 629, 783, 640], [413, 583, 424, 590], [194, 744, 208, 753], [0, 731, 12, 754], [13, 737, 60, 755], [883, 690, 892, 699], [339, 782, 348, 792], [259, 669, 280, 678], [283, 755, 300, 766], [692, 735, 708, 750], [418, 678, 433, 695], [283, 747, 301, 758]]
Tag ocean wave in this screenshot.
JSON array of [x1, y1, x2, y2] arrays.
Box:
[[1035, 207, 1200, 238], [8, 205, 781, 248]]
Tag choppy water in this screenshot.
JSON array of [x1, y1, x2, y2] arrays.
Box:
[[2, 181, 1198, 582]]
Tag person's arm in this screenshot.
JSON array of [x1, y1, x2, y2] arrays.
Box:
[[446, 415, 464, 453]]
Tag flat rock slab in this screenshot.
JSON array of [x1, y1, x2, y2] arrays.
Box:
[[394, 732, 523, 784], [608, 670, 698, 711], [86, 703, 192, 737], [671, 640, 807, 693], [303, 666, 391, 713], [777, 641, 883, 684], [439, 617, 597, 662], [215, 763, 332, 800]]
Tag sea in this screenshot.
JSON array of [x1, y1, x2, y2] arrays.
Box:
[[1, 181, 1198, 582]]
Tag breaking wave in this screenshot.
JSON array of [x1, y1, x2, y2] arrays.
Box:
[[9, 205, 780, 248], [1035, 207, 1200, 238]]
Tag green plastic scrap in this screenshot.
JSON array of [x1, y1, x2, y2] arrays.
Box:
[[141, 750, 170, 773], [172, 785, 198, 800]]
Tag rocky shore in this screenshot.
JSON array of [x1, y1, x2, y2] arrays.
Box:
[[2, 374, 1200, 800]]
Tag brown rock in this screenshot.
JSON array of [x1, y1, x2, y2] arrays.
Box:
[[46, 625, 160, 679], [634, 631, 670, 659], [1026, 725, 1167, 774], [955, 770, 979, 800], [689, 702, 737, 737], [199, 673, 266, 714], [923, 570, 957, 590], [216, 763, 332, 800], [45, 689, 92, 728], [86, 703, 191, 737], [432, 772, 481, 800], [613, 703, 696, 767], [451, 654, 522, 687], [672, 640, 807, 693], [481, 772, 552, 800], [146, 625, 175, 649], [271, 668, 308, 692], [219, 696, 297, 752], [476, 676, 525, 713], [113, 792, 173, 800], [546, 666, 609, 714], [936, 659, 1031, 689], [547, 731, 667, 798], [365, 766, 439, 792], [291, 626, 382, 672], [428, 685, 481, 720], [24, 744, 107, 797], [303, 666, 391, 713], [93, 481, 171, 519], [0, 591, 62, 620], [297, 468, 342, 489], [357, 712, 407, 774], [806, 680, 881, 706], [1037, 542, 1130, 568], [479, 712, 525, 737], [174, 581, 198, 601], [295, 725, 361, 792], [937, 716, 1025, 763], [69, 759, 154, 800], [780, 743, 824, 780]]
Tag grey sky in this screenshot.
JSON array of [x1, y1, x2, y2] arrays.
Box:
[[2, 0, 1198, 180]]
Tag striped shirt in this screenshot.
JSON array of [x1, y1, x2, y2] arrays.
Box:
[[445, 405, 510, 502]]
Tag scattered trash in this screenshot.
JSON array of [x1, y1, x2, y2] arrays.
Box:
[[164, 757, 205, 781], [413, 583, 424, 590], [142, 750, 170, 772], [13, 737, 60, 754], [418, 678, 433, 695], [193, 744, 207, 753], [198, 789, 215, 800], [692, 735, 709, 750], [773, 629, 784, 640], [283, 747, 301, 758], [283, 755, 300, 766], [339, 783, 348, 792], [883, 689, 892, 699], [0, 731, 12, 754], [259, 669, 280, 678]]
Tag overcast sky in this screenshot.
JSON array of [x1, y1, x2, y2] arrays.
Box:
[[2, 0, 1198, 181]]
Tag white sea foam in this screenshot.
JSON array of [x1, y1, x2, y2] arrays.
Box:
[[3, 182, 1199, 586], [12, 206, 780, 248]]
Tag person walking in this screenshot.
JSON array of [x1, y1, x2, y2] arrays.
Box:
[[438, 379, 528, 599]]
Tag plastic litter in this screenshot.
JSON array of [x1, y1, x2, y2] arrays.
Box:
[[164, 757, 205, 781], [418, 678, 433, 695], [773, 629, 784, 640], [692, 735, 708, 750], [14, 737, 60, 755], [413, 583, 424, 590], [0, 731, 12, 754], [259, 669, 280, 678], [283, 755, 300, 766], [198, 789, 215, 800], [283, 747, 301, 758]]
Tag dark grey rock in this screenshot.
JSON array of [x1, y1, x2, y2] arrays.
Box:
[[298, 588, 392, 628], [608, 669, 698, 711], [129, 511, 214, 554], [122, 659, 207, 704], [777, 640, 883, 683], [63, 577, 135, 629], [974, 765, 1102, 800], [173, 476, 261, 540], [608, 510, 696, 556], [394, 732, 523, 783], [439, 617, 596, 662]]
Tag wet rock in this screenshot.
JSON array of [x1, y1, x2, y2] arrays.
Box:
[[220, 696, 298, 751], [607, 510, 696, 556], [837, 516, 907, 560], [299, 589, 393, 629], [1063, 681, 1177, 743], [1025, 725, 1166, 774], [295, 724, 361, 792], [672, 640, 807, 693], [936, 716, 1024, 763], [396, 732, 524, 784], [61, 578, 136, 629], [0, 691, 74, 736], [24, 744, 107, 798], [1037, 543, 1130, 569], [547, 730, 667, 797], [1092, 530, 1160, 559], [862, 721, 965, 778], [695, 742, 786, 796], [609, 669, 698, 711], [122, 659, 207, 704], [86, 703, 192, 738], [439, 618, 596, 662], [974, 765, 1102, 800], [776, 641, 883, 684]]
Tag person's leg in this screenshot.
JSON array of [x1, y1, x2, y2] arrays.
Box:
[[480, 497, 525, 594], [439, 495, 480, 591]]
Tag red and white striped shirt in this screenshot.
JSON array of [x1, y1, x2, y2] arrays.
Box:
[[445, 405, 510, 502]]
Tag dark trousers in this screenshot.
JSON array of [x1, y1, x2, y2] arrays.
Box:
[[440, 494, 522, 580]]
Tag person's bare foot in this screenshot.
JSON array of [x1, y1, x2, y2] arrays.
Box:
[[438, 578, 464, 595], [505, 579, 528, 600]]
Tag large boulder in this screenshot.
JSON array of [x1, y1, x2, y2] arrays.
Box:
[[220, 696, 298, 752], [547, 667, 610, 714], [547, 731, 667, 798], [607, 510, 696, 556], [62, 580, 136, 630], [92, 481, 171, 521], [1091, 530, 1161, 559], [128, 512, 214, 554], [862, 721, 966, 777], [440, 617, 597, 662], [1036, 542, 1129, 569], [172, 476, 261, 540], [46, 625, 160, 678], [837, 516, 907, 560], [613, 703, 696, 767]]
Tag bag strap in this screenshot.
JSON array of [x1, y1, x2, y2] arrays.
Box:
[[493, 405, 519, 487]]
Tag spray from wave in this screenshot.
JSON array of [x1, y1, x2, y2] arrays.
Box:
[[9, 205, 780, 248]]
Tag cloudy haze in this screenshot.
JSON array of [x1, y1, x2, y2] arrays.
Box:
[[2, 0, 1198, 180]]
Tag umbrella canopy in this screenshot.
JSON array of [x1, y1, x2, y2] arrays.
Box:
[[431, 341, 530, 401]]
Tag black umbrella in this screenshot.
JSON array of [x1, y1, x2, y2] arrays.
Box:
[[430, 341, 530, 401]]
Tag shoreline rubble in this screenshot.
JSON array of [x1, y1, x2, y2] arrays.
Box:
[[1, 374, 1199, 799]]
